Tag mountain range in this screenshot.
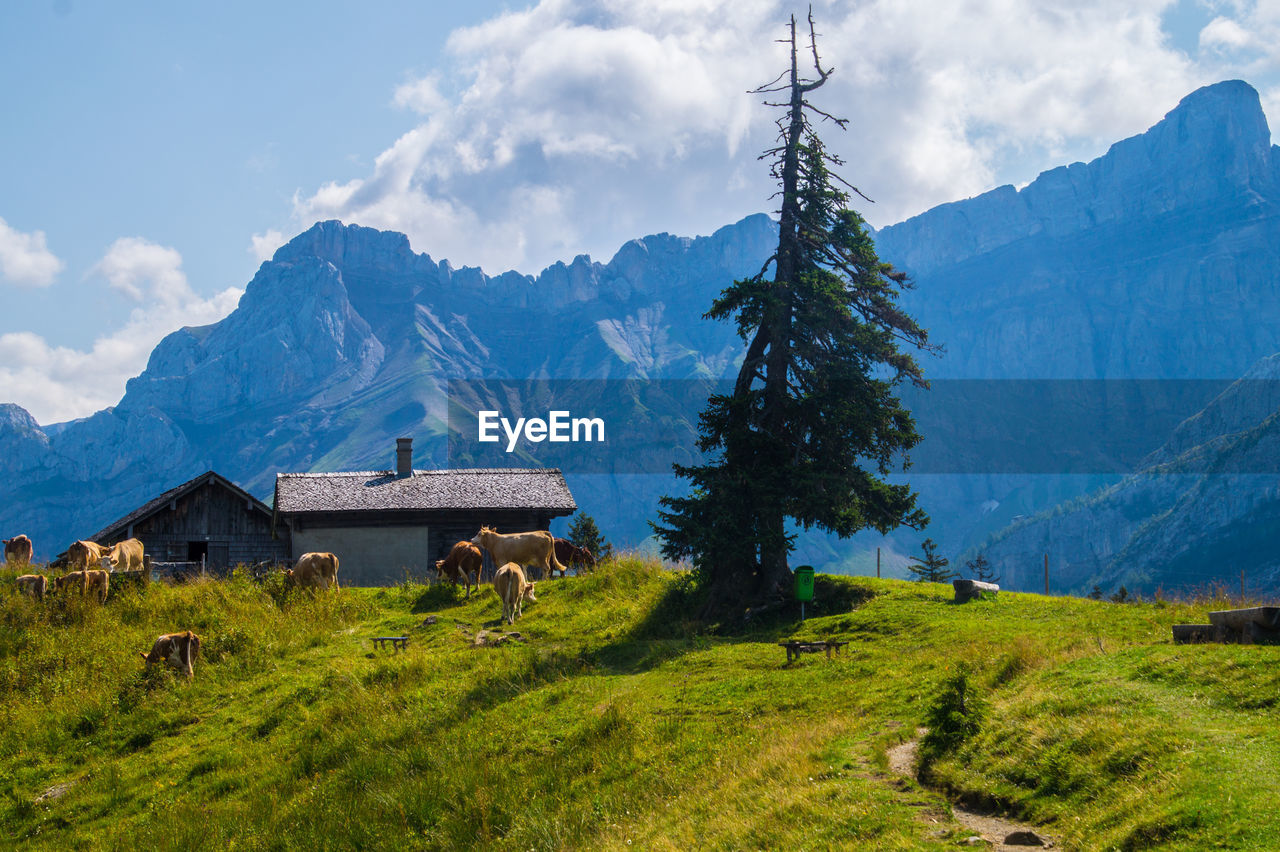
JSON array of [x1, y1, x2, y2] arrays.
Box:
[[4, 79, 1280, 592]]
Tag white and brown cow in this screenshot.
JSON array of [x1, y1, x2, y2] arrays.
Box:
[[140, 630, 201, 679], [435, 540, 484, 598], [472, 527, 569, 580], [493, 561, 537, 625], [284, 552, 340, 591], [102, 538, 144, 572], [54, 569, 109, 603], [66, 540, 110, 572], [15, 574, 47, 602], [3, 534, 33, 567]]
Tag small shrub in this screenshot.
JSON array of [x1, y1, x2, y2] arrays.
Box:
[[919, 665, 987, 771]]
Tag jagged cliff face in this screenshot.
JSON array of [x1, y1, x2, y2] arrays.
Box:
[[908, 81, 1280, 593], [883, 79, 1280, 381], [3, 80, 1279, 582]]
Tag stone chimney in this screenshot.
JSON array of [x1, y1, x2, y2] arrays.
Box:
[[396, 437, 413, 477]]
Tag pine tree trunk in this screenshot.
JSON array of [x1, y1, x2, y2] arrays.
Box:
[[754, 16, 806, 597]]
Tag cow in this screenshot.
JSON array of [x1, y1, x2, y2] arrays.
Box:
[[493, 562, 536, 624], [435, 541, 484, 598], [284, 552, 339, 591], [54, 569, 109, 603], [66, 540, 110, 572], [553, 538, 597, 573], [471, 527, 568, 580], [3, 534, 33, 566], [15, 574, 47, 602], [140, 630, 201, 679], [102, 538, 144, 572]]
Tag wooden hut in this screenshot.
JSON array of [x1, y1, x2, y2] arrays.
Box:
[[272, 438, 577, 586], [90, 470, 289, 572]]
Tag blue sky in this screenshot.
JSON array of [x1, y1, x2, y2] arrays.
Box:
[[2, 0, 1278, 424]]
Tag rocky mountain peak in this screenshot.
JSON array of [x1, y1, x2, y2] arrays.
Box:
[[876, 80, 1277, 277], [0, 403, 43, 436], [271, 220, 433, 276]]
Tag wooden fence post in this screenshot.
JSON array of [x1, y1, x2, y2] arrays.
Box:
[[876, 546, 881, 579]]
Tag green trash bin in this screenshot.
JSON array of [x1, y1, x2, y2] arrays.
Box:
[[794, 565, 815, 603]]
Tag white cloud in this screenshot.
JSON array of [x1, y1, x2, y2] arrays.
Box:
[[294, 0, 776, 273], [287, 0, 1271, 275], [1200, 15, 1254, 51], [249, 229, 286, 263], [0, 217, 64, 287], [393, 74, 448, 114], [91, 237, 189, 306], [0, 239, 242, 424]]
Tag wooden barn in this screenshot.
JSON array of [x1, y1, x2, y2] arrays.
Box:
[[91, 470, 290, 572], [272, 438, 577, 586]]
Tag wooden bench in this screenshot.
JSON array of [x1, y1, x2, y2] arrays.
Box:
[[371, 636, 410, 652], [779, 640, 848, 664]]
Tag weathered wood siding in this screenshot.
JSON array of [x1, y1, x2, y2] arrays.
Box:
[[102, 480, 289, 571]]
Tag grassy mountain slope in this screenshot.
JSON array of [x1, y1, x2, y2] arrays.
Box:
[[1, 561, 1276, 850]]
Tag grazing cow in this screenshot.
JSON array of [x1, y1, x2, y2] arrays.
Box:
[[3, 534, 33, 566], [493, 562, 536, 624], [102, 538, 144, 572], [284, 552, 340, 591], [553, 538, 597, 573], [140, 630, 201, 679], [435, 541, 484, 598], [16, 574, 47, 602], [471, 527, 568, 580], [54, 569, 109, 603], [66, 540, 110, 572]]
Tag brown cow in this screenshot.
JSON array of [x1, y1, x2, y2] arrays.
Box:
[[3, 534, 33, 566], [553, 538, 597, 573], [435, 541, 483, 598], [493, 562, 536, 624], [16, 574, 47, 602], [67, 540, 110, 571], [54, 569, 109, 603], [284, 552, 339, 591], [472, 527, 568, 580], [140, 630, 201, 679], [102, 538, 144, 572]]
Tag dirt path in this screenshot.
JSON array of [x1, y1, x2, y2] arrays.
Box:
[[886, 733, 1055, 849]]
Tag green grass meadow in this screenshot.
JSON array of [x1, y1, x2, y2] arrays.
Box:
[[0, 558, 1276, 850]]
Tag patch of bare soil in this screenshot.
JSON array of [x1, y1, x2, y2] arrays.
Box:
[[887, 731, 1055, 849]]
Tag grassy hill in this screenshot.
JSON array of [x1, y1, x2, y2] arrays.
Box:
[[0, 559, 1277, 850]]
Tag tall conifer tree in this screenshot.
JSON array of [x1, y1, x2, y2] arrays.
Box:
[[655, 11, 936, 612]]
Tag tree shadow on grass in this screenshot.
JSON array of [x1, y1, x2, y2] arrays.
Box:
[[443, 572, 883, 723], [410, 583, 475, 613], [629, 572, 879, 642]]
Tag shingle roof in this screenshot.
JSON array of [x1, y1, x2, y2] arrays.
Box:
[[273, 468, 577, 515], [92, 470, 273, 541]]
